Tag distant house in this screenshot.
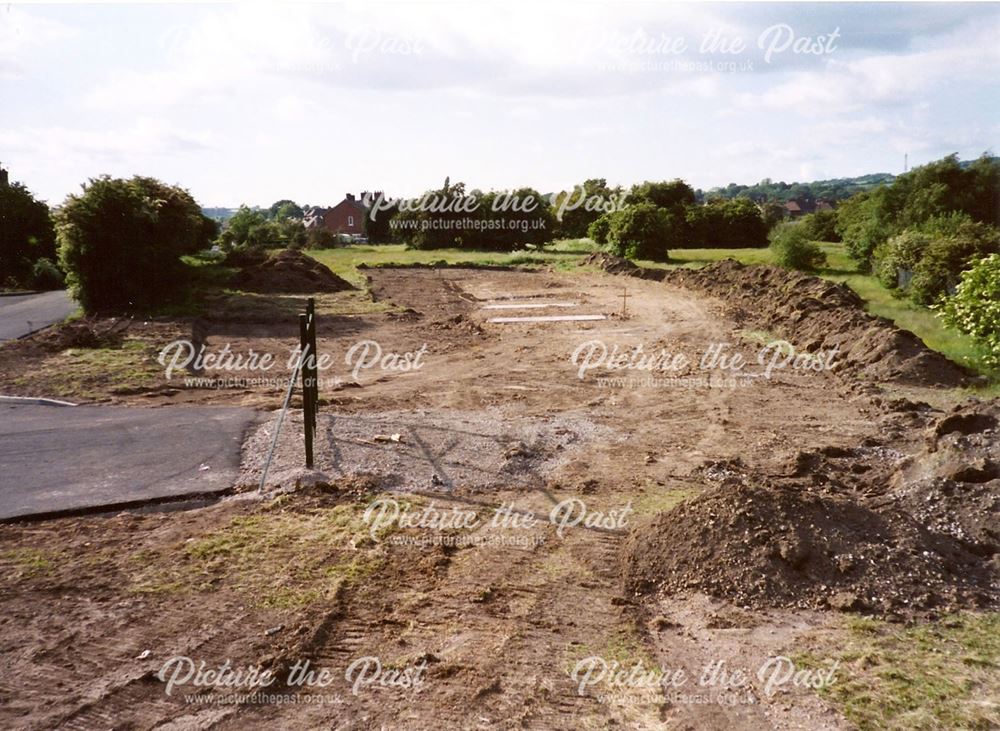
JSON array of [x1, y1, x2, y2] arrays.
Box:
[[783, 200, 805, 218], [323, 194, 367, 238], [782, 198, 835, 218], [302, 207, 327, 230]]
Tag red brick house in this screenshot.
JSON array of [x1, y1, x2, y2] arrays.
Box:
[[323, 194, 367, 238]]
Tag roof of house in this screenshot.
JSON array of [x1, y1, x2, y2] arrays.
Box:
[[784, 201, 802, 212]]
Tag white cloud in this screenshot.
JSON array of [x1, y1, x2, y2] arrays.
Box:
[[0, 7, 75, 80]]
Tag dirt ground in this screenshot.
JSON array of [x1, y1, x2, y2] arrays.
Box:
[[0, 265, 996, 729]]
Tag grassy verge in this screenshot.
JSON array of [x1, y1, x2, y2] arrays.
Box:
[[634, 243, 996, 381], [797, 613, 1000, 730], [306, 239, 596, 287]]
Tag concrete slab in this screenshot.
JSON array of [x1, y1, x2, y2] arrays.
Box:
[[487, 315, 607, 323], [0, 403, 259, 520], [482, 302, 579, 310]]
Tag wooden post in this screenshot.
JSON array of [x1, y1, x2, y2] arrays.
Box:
[[306, 297, 318, 429], [298, 313, 314, 468]]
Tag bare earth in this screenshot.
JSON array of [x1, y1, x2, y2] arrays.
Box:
[[0, 266, 990, 729]]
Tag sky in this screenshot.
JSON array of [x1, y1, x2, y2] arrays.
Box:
[[1, 2, 998, 208]]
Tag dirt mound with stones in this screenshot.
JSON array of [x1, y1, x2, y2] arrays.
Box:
[[581, 252, 666, 280], [622, 475, 996, 615], [889, 401, 1000, 558], [662, 259, 967, 386], [234, 249, 354, 294]]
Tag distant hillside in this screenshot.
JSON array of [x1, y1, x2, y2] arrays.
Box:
[[701, 156, 996, 204], [700, 173, 896, 204], [202, 207, 239, 222]]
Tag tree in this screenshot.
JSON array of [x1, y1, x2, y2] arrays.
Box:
[[57, 176, 214, 312], [836, 154, 1000, 270], [941, 253, 1000, 371], [364, 197, 398, 243], [769, 222, 826, 272], [606, 203, 673, 261], [800, 209, 840, 242], [0, 181, 56, 288], [552, 178, 621, 238], [685, 198, 767, 248], [627, 180, 696, 209], [268, 199, 303, 220]]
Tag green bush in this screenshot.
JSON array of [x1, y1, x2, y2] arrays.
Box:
[[873, 216, 1000, 304], [801, 209, 840, 242], [57, 176, 214, 312], [941, 253, 1000, 370], [873, 229, 932, 290], [588, 214, 611, 245], [685, 198, 767, 248], [0, 180, 56, 288], [606, 203, 672, 261], [836, 154, 999, 270], [304, 228, 340, 249], [769, 222, 826, 271], [31, 257, 64, 290]]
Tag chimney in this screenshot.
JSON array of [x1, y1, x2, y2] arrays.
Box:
[[345, 193, 355, 202]]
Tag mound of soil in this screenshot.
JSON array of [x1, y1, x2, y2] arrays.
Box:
[[663, 260, 968, 386], [36, 319, 129, 351], [581, 252, 666, 281], [890, 402, 1000, 557], [234, 250, 354, 294], [622, 476, 996, 614]]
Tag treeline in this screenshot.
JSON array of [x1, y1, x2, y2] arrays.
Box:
[[702, 173, 896, 204], [1, 173, 218, 310], [372, 178, 769, 260], [832, 153, 1000, 369], [0, 178, 61, 290]]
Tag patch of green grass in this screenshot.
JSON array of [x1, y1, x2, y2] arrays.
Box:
[[629, 484, 699, 517], [129, 502, 382, 608], [797, 612, 1000, 730], [306, 241, 598, 287], [1, 548, 58, 579]]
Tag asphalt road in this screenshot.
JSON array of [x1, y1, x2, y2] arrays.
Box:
[[0, 403, 259, 519], [0, 290, 76, 341]]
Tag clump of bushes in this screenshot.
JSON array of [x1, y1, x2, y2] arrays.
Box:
[[605, 203, 673, 261], [31, 258, 64, 290], [769, 222, 826, 271], [57, 176, 216, 312], [800, 209, 840, 242], [941, 253, 1000, 371], [873, 214, 1000, 304]]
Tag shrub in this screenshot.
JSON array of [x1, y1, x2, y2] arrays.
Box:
[[873, 216, 1000, 304], [685, 198, 767, 249], [769, 222, 826, 271], [588, 213, 612, 245], [31, 257, 64, 290], [801, 209, 840, 242], [304, 228, 340, 249], [606, 203, 672, 261], [941, 253, 1000, 371], [873, 229, 931, 290], [57, 176, 214, 312], [0, 180, 56, 288]]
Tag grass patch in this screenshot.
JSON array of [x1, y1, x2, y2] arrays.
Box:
[[1, 548, 58, 579], [629, 483, 700, 517], [306, 241, 599, 287], [130, 502, 383, 608], [797, 612, 1000, 730]]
